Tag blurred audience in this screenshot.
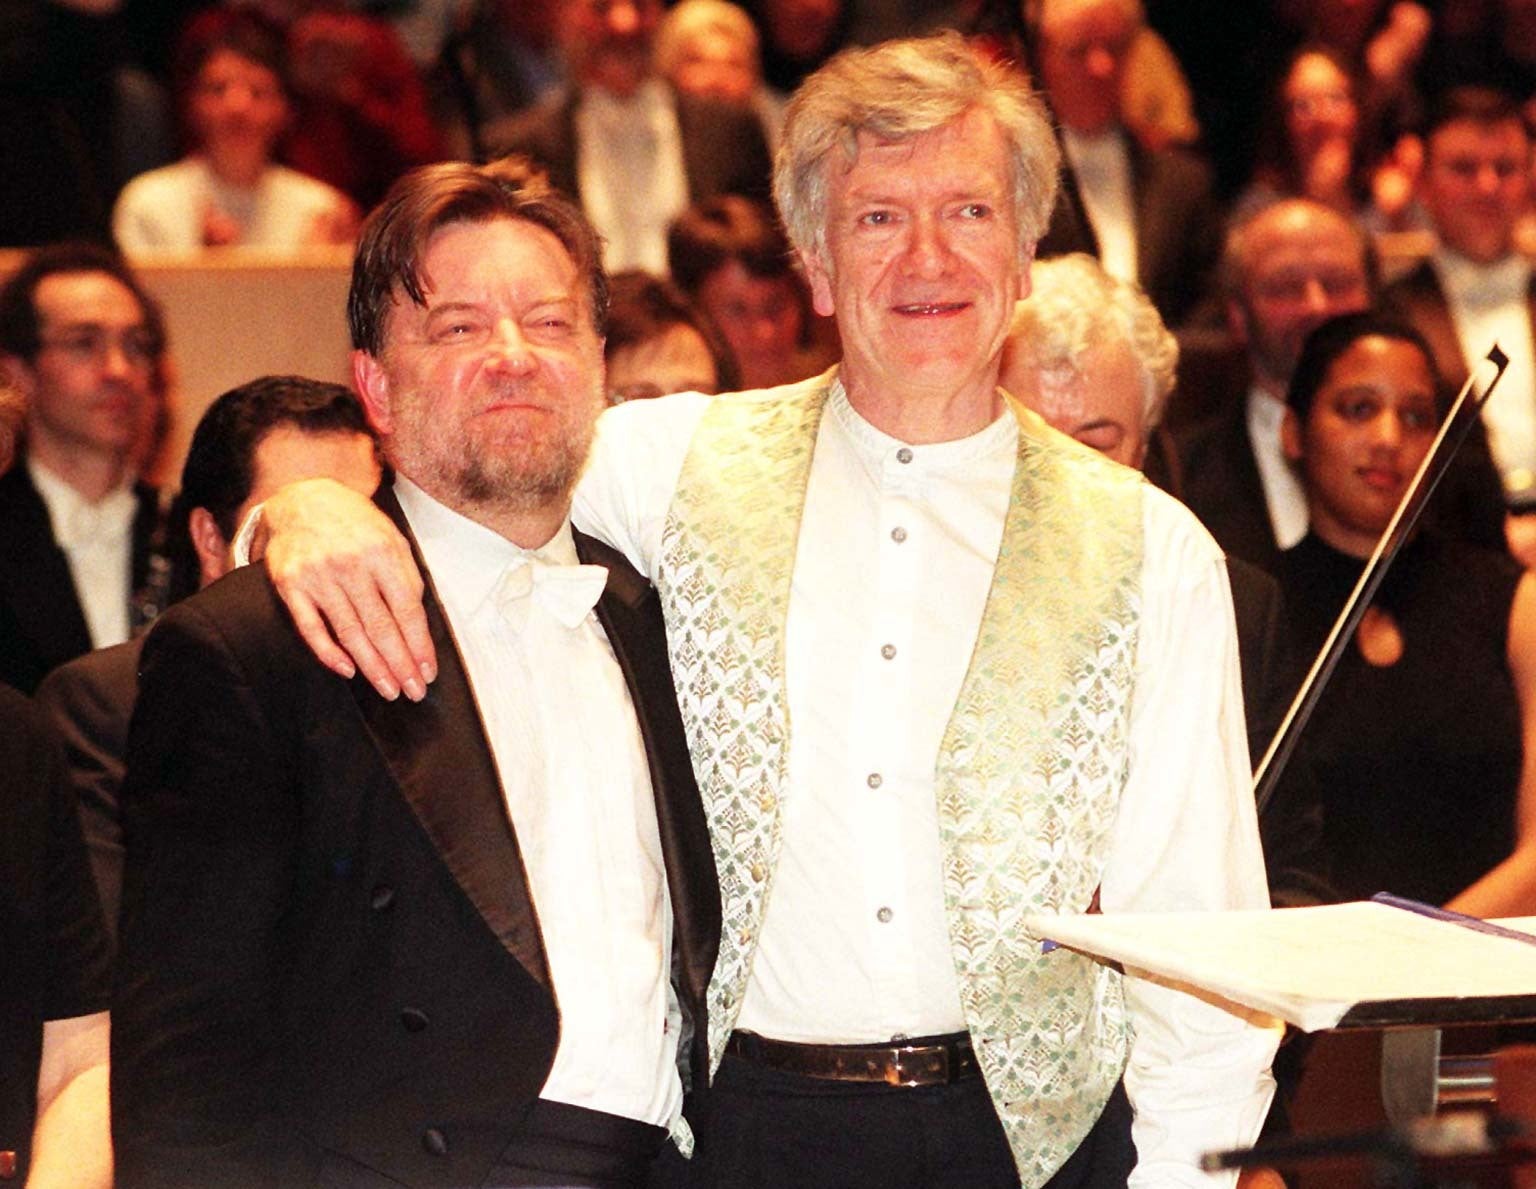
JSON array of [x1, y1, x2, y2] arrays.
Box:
[[1383, 85, 1536, 561], [278, 2, 445, 211], [656, 0, 785, 149], [604, 270, 738, 403], [486, 0, 772, 275], [1277, 311, 1536, 914], [1030, 0, 1221, 327], [668, 195, 833, 389], [112, 7, 358, 254], [36, 376, 380, 941], [0, 244, 169, 694]]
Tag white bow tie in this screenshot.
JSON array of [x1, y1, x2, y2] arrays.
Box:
[[494, 557, 608, 630]]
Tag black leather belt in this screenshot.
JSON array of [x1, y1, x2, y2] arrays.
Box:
[[726, 1030, 979, 1087]]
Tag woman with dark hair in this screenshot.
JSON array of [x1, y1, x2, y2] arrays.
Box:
[[112, 6, 357, 254], [1276, 311, 1536, 913], [604, 270, 739, 404]]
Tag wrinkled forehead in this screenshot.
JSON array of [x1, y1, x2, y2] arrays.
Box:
[[1245, 216, 1365, 281]]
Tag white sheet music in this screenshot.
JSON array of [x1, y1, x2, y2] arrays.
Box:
[[1023, 903, 1536, 1031]]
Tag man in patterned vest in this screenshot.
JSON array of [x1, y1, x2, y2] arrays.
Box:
[[254, 32, 1279, 1189]]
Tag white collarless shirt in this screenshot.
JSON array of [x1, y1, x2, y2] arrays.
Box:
[[1433, 248, 1536, 494], [576, 381, 1276, 1188], [1245, 385, 1309, 550], [28, 456, 138, 649], [395, 476, 680, 1128]]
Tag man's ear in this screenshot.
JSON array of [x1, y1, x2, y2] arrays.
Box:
[[352, 350, 393, 436], [189, 506, 232, 588], [1280, 406, 1304, 465], [800, 249, 836, 318]]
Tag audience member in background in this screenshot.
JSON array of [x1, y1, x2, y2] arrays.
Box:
[[0, 244, 169, 695], [1163, 197, 1506, 573], [605, 270, 738, 403], [1028, 0, 1221, 327], [487, 0, 772, 275], [278, 2, 445, 212], [36, 377, 381, 942], [1001, 253, 1331, 910], [745, 0, 851, 100], [112, 7, 357, 254], [668, 195, 833, 389], [1237, 45, 1406, 229], [655, 0, 785, 149], [1277, 311, 1536, 915], [0, 377, 113, 1189], [1382, 86, 1536, 565], [430, 0, 566, 161]]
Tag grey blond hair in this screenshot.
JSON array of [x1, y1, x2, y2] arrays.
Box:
[[654, 0, 760, 80], [773, 31, 1060, 262], [1008, 253, 1178, 429]]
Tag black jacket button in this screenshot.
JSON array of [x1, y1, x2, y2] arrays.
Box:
[[422, 1127, 448, 1157], [400, 1008, 429, 1033]]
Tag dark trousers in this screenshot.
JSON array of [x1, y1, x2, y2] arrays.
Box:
[[688, 1054, 1135, 1189], [483, 1099, 672, 1189]]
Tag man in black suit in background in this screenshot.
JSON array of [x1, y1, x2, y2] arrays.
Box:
[[37, 376, 382, 943], [485, 0, 771, 276], [112, 160, 719, 1188], [0, 244, 167, 694]]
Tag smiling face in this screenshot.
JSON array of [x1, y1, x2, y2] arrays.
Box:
[[802, 107, 1026, 417], [354, 217, 606, 525], [189, 47, 289, 163], [1283, 334, 1439, 557], [1421, 116, 1532, 264], [1283, 51, 1358, 165]]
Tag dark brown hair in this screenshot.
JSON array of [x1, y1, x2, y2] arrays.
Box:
[[347, 156, 609, 356]]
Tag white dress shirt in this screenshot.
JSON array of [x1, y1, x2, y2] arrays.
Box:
[[394, 476, 681, 1128], [575, 79, 690, 275], [28, 456, 137, 649], [1246, 385, 1309, 550], [1434, 248, 1536, 494], [575, 386, 1278, 1188], [1063, 127, 1139, 285]]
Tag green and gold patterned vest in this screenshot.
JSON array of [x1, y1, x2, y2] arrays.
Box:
[[657, 371, 1145, 1187]]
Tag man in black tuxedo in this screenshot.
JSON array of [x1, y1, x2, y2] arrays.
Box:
[[0, 243, 168, 694], [112, 160, 719, 1188], [1029, 0, 1221, 329], [36, 375, 382, 943], [484, 0, 771, 276]]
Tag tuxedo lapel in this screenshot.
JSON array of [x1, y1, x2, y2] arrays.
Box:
[[350, 488, 551, 992], [576, 530, 720, 1007], [0, 463, 92, 662]]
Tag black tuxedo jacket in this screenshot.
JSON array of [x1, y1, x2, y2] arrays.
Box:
[[35, 636, 144, 944], [1036, 131, 1221, 328], [1383, 257, 1536, 396], [484, 86, 772, 209], [112, 490, 719, 1188], [0, 459, 161, 695]]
